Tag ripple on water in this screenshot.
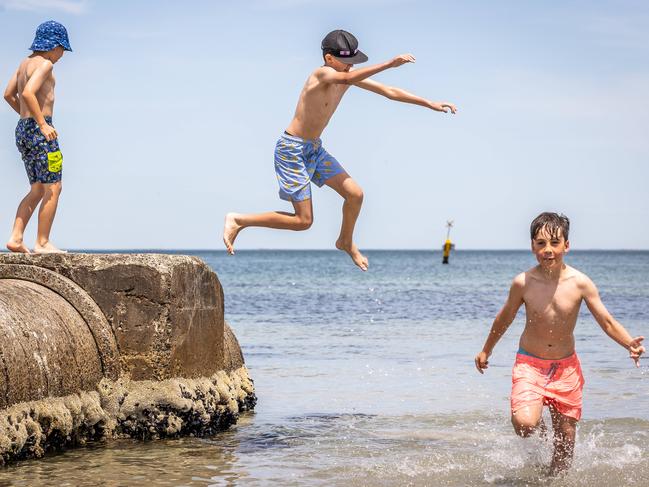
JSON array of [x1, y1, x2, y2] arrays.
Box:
[[1, 250, 648, 485]]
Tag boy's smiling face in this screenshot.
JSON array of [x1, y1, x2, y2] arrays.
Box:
[[531, 225, 570, 271]]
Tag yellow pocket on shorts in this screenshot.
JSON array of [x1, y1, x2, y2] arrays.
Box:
[[47, 150, 63, 173]]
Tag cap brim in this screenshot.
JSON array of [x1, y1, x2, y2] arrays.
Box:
[[333, 50, 368, 65]]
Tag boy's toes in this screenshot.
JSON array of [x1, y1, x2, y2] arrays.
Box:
[[335, 240, 368, 271], [33, 244, 66, 254], [351, 249, 368, 271]]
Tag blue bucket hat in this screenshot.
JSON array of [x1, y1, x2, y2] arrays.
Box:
[[29, 20, 72, 52]]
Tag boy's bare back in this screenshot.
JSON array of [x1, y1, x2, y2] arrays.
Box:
[[12, 55, 56, 119]]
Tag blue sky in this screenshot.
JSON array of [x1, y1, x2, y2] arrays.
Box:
[[1, 0, 647, 250]]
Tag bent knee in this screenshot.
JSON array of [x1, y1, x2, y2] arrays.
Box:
[[346, 186, 364, 203], [511, 416, 538, 437], [295, 215, 313, 231]]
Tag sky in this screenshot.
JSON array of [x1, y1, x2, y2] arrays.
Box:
[[0, 0, 647, 250]]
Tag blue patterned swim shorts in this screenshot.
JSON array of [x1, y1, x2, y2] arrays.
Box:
[[274, 133, 345, 202], [15, 117, 63, 184]]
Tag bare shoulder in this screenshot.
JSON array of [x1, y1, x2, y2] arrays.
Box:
[[17, 57, 31, 73], [314, 65, 335, 77], [522, 266, 542, 283], [37, 58, 54, 72], [312, 65, 341, 84], [511, 271, 527, 292], [24, 57, 53, 77], [569, 266, 596, 290]]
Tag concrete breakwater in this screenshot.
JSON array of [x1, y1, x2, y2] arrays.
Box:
[[0, 253, 255, 465]]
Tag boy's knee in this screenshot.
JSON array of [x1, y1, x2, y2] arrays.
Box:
[[45, 182, 62, 196], [511, 416, 537, 437], [346, 186, 364, 204], [295, 214, 313, 231], [29, 185, 45, 199]]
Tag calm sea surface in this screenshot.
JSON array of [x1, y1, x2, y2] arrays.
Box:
[[1, 250, 648, 486]]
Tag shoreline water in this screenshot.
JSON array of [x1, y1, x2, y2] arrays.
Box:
[[0, 250, 647, 485]]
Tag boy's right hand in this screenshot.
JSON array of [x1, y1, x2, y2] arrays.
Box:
[[475, 351, 490, 374], [628, 336, 645, 367], [391, 54, 416, 67], [39, 123, 58, 142]]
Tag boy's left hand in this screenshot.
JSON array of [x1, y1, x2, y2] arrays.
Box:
[[431, 102, 457, 114], [628, 336, 645, 367]]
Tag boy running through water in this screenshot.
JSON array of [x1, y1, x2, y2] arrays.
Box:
[[223, 30, 456, 270], [4, 21, 71, 254], [475, 212, 645, 474]]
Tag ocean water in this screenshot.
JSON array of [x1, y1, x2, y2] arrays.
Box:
[[1, 250, 648, 486]]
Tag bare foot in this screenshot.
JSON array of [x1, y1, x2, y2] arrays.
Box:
[[223, 213, 242, 255], [6, 239, 31, 253], [336, 239, 368, 271], [33, 242, 67, 254]]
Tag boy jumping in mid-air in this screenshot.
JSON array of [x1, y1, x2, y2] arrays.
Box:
[[223, 30, 456, 270], [475, 212, 645, 474], [4, 20, 71, 254]]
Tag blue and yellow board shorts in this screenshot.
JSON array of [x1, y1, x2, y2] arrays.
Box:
[[15, 116, 63, 184], [274, 133, 345, 202]]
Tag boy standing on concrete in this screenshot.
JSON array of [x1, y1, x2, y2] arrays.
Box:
[[4, 21, 71, 254], [223, 30, 456, 270], [475, 212, 645, 474]]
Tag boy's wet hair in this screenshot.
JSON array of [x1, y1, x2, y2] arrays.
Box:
[[530, 212, 570, 241]]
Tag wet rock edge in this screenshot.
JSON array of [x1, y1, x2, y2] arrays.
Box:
[[0, 366, 256, 466]]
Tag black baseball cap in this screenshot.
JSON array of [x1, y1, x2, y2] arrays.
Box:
[[321, 30, 368, 65]]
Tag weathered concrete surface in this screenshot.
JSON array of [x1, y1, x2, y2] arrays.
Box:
[[0, 254, 224, 381], [0, 264, 120, 398], [0, 253, 256, 465], [0, 279, 104, 409], [0, 366, 255, 465], [223, 321, 246, 372]]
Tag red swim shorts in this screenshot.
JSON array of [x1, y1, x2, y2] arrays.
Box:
[[511, 352, 585, 421]]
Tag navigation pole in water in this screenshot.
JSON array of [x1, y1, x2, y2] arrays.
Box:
[[442, 220, 454, 264]]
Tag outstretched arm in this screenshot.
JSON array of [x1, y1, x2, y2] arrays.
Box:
[[354, 78, 457, 113], [582, 275, 645, 366], [3, 69, 20, 114], [475, 274, 525, 373], [317, 54, 416, 85]]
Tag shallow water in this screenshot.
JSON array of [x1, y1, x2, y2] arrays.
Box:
[[1, 250, 648, 486]]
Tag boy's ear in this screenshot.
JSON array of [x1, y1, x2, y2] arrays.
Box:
[[564, 240, 570, 252]]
